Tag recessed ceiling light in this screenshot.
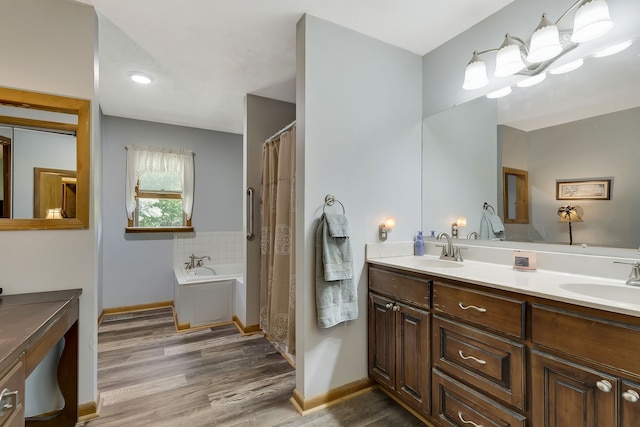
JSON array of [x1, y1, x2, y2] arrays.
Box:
[[516, 73, 547, 88], [486, 86, 512, 99], [593, 40, 633, 58], [129, 72, 153, 84], [549, 58, 584, 75]]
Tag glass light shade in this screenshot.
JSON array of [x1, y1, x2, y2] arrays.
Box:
[[526, 15, 562, 63], [495, 39, 525, 77], [456, 217, 467, 228], [384, 217, 396, 229], [549, 58, 584, 74], [486, 86, 512, 99], [516, 72, 547, 88], [462, 53, 488, 90], [593, 40, 632, 57], [571, 0, 614, 43]]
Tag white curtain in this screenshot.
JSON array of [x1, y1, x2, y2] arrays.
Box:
[[125, 145, 195, 220]]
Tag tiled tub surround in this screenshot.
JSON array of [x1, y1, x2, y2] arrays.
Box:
[[366, 241, 640, 426], [366, 240, 640, 317], [174, 231, 243, 267]]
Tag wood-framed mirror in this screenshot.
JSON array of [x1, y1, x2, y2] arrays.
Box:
[[0, 86, 89, 230]]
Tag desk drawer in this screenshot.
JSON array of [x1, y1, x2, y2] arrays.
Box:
[[369, 266, 430, 309], [433, 316, 525, 410], [532, 304, 640, 375], [433, 282, 525, 339], [432, 369, 526, 427], [0, 358, 25, 427]]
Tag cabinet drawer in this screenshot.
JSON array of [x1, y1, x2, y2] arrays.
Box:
[[433, 282, 525, 339], [369, 266, 430, 309], [0, 358, 25, 427], [433, 316, 525, 410], [532, 304, 640, 375], [432, 369, 526, 427]]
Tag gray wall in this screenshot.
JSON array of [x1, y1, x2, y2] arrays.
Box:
[[101, 116, 242, 309], [422, 96, 497, 236], [296, 14, 423, 399], [243, 95, 295, 327], [525, 107, 640, 247]]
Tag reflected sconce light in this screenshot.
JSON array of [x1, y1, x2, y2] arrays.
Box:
[[45, 208, 66, 219], [462, 0, 614, 91], [379, 217, 396, 241], [452, 217, 467, 238], [557, 205, 584, 245]]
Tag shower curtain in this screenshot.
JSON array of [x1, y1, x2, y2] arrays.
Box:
[[259, 125, 296, 355]]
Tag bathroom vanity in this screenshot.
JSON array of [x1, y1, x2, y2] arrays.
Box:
[[0, 289, 81, 427], [367, 255, 640, 427]]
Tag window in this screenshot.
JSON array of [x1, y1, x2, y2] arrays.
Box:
[[125, 145, 194, 232]]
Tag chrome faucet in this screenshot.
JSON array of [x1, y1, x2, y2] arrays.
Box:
[[614, 260, 640, 286], [437, 232, 454, 260], [467, 231, 479, 240], [185, 253, 211, 269]]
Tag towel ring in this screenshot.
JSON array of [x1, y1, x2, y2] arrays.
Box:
[[323, 194, 346, 214], [483, 202, 495, 214]]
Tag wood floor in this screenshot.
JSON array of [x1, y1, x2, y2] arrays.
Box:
[[77, 307, 425, 426]]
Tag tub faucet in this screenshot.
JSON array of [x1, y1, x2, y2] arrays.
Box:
[[185, 254, 211, 269]]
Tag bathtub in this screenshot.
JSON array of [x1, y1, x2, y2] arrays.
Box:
[[174, 263, 243, 328]]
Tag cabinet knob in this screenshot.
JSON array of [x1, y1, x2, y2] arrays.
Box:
[[596, 380, 613, 393], [623, 390, 640, 403], [393, 305, 400, 312], [385, 303, 393, 309], [458, 411, 483, 427]]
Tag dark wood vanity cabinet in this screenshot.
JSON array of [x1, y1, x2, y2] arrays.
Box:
[[368, 266, 431, 414], [368, 263, 640, 426]]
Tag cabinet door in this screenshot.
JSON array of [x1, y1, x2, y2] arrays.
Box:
[[396, 302, 430, 414], [531, 350, 618, 427], [622, 380, 640, 427], [369, 293, 396, 390]]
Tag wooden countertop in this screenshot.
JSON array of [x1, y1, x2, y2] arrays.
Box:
[[0, 289, 82, 376]]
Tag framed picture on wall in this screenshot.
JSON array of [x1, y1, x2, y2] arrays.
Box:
[[556, 178, 612, 200]]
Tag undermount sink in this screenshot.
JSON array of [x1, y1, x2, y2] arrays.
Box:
[[403, 258, 464, 269], [560, 282, 640, 304]]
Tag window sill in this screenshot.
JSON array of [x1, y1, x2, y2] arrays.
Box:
[[125, 226, 194, 234]]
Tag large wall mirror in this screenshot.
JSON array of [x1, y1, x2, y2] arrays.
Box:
[[0, 87, 90, 230], [422, 24, 640, 251]]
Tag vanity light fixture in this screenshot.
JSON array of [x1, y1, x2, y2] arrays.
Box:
[[462, 0, 614, 91], [129, 72, 153, 85], [549, 58, 584, 74], [592, 39, 633, 57], [378, 217, 396, 241], [452, 217, 467, 238], [516, 72, 547, 88], [486, 86, 512, 99], [558, 205, 584, 245]]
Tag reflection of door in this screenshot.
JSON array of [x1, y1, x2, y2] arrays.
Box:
[[0, 135, 10, 218], [33, 168, 76, 218]]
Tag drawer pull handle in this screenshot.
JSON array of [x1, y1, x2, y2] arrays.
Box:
[[0, 388, 19, 415], [458, 411, 483, 427], [458, 302, 487, 313], [458, 350, 487, 365], [596, 380, 612, 393], [623, 390, 640, 403]]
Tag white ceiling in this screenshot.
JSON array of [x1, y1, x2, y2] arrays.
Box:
[[76, 0, 515, 134]]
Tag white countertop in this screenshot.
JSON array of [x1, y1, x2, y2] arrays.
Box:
[[367, 255, 640, 318]]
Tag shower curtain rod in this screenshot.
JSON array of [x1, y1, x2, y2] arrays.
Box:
[[265, 120, 296, 142]]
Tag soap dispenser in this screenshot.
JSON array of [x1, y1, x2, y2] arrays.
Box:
[[414, 231, 425, 256]]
